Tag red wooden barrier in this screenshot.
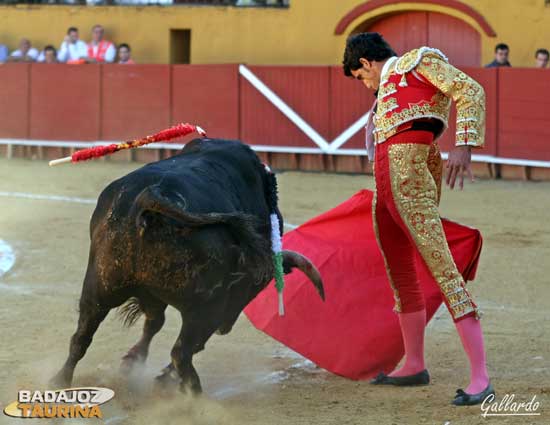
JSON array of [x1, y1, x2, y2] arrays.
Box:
[[466, 67, 498, 157], [0, 64, 548, 172], [437, 68, 498, 156], [30, 64, 101, 140], [240, 66, 330, 147], [498, 68, 550, 161], [101, 65, 171, 141], [0, 64, 30, 139], [329, 65, 375, 150], [172, 64, 239, 140]]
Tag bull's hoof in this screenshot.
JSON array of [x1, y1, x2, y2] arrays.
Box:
[[49, 370, 72, 389], [215, 325, 233, 335], [154, 366, 180, 393], [120, 351, 146, 374], [180, 380, 202, 396]]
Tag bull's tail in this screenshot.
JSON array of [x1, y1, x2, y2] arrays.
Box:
[[131, 184, 270, 256], [117, 297, 143, 328]]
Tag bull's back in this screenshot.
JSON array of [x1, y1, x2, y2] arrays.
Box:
[[140, 138, 268, 214], [87, 138, 270, 289], [92, 139, 267, 227]]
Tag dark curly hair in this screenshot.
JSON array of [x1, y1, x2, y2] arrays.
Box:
[[342, 32, 397, 77], [535, 48, 549, 58]]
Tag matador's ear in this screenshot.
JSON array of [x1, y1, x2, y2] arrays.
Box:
[[359, 57, 373, 69]]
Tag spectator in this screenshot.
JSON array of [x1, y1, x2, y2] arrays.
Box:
[[485, 43, 511, 68], [37, 45, 58, 64], [57, 27, 88, 64], [0, 44, 8, 63], [117, 43, 135, 64], [534, 48, 549, 68], [87, 24, 115, 63], [8, 38, 39, 62]]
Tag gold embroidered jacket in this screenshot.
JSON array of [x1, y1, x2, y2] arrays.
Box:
[[373, 47, 486, 148]]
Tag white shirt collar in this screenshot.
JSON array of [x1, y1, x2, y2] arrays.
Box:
[[380, 56, 398, 84]]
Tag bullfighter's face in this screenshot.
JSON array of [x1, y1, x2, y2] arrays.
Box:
[[350, 58, 381, 90]]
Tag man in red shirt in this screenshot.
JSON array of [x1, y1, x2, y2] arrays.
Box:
[[87, 24, 115, 63]]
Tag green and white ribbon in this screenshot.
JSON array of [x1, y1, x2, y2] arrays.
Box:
[[270, 212, 285, 316]]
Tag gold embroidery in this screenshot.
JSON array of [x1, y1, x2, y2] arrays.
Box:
[[374, 48, 485, 149], [388, 142, 478, 320], [415, 52, 485, 148], [456, 131, 480, 144], [373, 91, 450, 143], [377, 96, 398, 116], [378, 82, 397, 99], [372, 168, 402, 313], [395, 47, 449, 75], [427, 141, 443, 205]]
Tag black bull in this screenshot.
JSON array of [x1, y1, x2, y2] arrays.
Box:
[[52, 138, 325, 394]]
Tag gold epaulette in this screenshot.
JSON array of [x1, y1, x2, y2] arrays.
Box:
[[394, 47, 449, 86]]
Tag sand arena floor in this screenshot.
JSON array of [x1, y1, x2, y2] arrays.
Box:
[[0, 157, 549, 425]]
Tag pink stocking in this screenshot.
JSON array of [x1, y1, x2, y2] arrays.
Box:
[[389, 309, 426, 377], [455, 315, 490, 393]]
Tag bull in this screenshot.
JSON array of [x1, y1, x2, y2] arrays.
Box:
[[52, 138, 325, 394]]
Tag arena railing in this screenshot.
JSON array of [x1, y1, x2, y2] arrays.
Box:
[[0, 63, 548, 179]]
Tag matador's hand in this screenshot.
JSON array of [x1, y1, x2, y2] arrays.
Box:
[[446, 146, 474, 190]]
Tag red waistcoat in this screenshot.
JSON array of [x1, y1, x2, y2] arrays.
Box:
[[88, 41, 113, 63], [373, 54, 452, 144]]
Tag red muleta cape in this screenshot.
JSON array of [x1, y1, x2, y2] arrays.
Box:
[[244, 189, 482, 380]]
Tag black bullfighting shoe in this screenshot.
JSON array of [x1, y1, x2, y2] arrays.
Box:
[[370, 369, 430, 386], [452, 382, 495, 406]]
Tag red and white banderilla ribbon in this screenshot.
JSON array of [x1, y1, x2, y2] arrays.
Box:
[[48, 123, 206, 167]]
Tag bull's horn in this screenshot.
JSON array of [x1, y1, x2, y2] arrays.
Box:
[[282, 250, 325, 301]]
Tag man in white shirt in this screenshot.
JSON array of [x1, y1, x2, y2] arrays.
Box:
[[9, 38, 39, 62], [87, 24, 116, 63], [0, 44, 8, 63], [57, 27, 88, 64]]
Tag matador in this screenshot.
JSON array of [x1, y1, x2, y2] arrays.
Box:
[[343, 32, 494, 406]]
